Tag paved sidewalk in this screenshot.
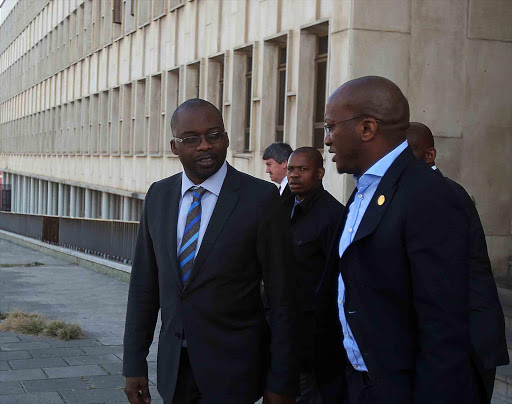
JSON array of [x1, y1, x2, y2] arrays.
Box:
[[0, 238, 162, 404]]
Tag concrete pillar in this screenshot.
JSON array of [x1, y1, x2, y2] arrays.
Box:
[[101, 192, 110, 220], [63, 185, 69, 216], [58, 183, 64, 216], [10, 174, 15, 212], [52, 183, 58, 215], [20, 176, 27, 213], [76, 187, 84, 217], [42, 181, 48, 214], [123, 197, 132, 221], [70, 186, 77, 217], [29, 177, 36, 213], [47, 182, 54, 215], [37, 179, 44, 214], [84, 188, 92, 218]]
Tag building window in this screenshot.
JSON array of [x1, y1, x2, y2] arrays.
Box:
[[165, 68, 180, 154], [276, 45, 286, 143], [121, 83, 132, 155], [313, 35, 328, 149], [244, 56, 252, 152]]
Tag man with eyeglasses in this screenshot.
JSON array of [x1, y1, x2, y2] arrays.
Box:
[[123, 98, 298, 404], [317, 76, 479, 403]]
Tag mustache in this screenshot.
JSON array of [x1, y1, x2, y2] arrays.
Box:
[[194, 153, 217, 162]]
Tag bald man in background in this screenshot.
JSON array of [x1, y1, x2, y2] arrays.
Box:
[[407, 122, 509, 402], [318, 76, 478, 403]]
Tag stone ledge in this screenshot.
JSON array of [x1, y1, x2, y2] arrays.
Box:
[[0, 230, 131, 282]]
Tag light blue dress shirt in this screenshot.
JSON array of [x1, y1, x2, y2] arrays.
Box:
[[177, 161, 227, 254], [338, 140, 408, 371]]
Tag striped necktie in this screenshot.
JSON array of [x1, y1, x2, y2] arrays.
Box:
[[178, 186, 206, 284]]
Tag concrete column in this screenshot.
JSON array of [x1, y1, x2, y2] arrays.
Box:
[[84, 188, 92, 218], [53, 184, 58, 215], [37, 179, 44, 214], [42, 181, 48, 214], [29, 177, 36, 213], [76, 187, 83, 217], [47, 182, 54, 215], [69, 186, 77, 217], [101, 192, 110, 220], [20, 176, 27, 213], [58, 183, 64, 216], [10, 174, 15, 212], [123, 197, 132, 221], [63, 185, 69, 216], [131, 199, 140, 221]]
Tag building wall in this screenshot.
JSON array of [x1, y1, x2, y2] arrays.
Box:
[[0, 0, 511, 274]]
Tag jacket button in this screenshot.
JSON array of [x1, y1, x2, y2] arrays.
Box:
[[175, 332, 181, 339]]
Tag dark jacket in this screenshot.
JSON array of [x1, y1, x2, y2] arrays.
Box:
[[284, 186, 344, 371], [317, 147, 477, 403], [123, 164, 299, 404], [434, 169, 509, 382]]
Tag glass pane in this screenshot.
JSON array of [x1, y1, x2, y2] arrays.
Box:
[[314, 61, 327, 123], [276, 129, 284, 143], [314, 127, 325, 149], [277, 70, 286, 125], [318, 35, 328, 55], [279, 46, 287, 65], [247, 56, 252, 73]]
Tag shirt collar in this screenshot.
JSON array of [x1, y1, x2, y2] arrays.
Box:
[[181, 161, 228, 198], [279, 176, 288, 194], [354, 140, 408, 191], [431, 165, 437, 171]]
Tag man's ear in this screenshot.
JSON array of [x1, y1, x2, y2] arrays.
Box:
[[170, 139, 179, 155], [318, 167, 325, 180], [281, 160, 288, 170], [361, 118, 378, 142], [425, 147, 437, 165]]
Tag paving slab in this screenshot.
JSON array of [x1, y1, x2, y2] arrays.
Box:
[[9, 357, 67, 370], [22, 377, 89, 393], [28, 347, 85, 359], [60, 387, 127, 403], [0, 381, 25, 395], [0, 360, 10, 370], [0, 342, 52, 351], [80, 345, 124, 355], [0, 351, 32, 361], [0, 368, 47, 382], [44, 364, 107, 379], [64, 353, 122, 366], [0, 392, 65, 404]]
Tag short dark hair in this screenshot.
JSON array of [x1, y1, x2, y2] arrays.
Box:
[[291, 147, 324, 169], [171, 98, 223, 135], [262, 143, 293, 164]]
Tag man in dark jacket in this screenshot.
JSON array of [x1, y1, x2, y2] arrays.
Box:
[[407, 121, 509, 402], [285, 147, 344, 404]]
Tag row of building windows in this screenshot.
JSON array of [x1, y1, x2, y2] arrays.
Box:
[[0, 31, 330, 154]]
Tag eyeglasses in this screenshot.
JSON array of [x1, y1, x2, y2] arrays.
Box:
[[173, 131, 226, 147], [324, 115, 382, 136]]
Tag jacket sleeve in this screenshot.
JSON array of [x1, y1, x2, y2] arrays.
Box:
[[257, 187, 299, 396], [406, 178, 473, 403], [123, 183, 160, 378]]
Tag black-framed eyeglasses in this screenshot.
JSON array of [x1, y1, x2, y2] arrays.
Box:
[[324, 115, 382, 136], [173, 131, 226, 147]]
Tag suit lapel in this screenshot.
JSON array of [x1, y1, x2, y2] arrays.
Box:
[[183, 164, 241, 290], [165, 173, 183, 290], [352, 147, 415, 244]]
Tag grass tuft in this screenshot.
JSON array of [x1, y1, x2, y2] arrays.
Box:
[[0, 310, 84, 340]]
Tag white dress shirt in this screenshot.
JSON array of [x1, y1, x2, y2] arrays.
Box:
[[176, 161, 227, 254], [279, 176, 288, 195]]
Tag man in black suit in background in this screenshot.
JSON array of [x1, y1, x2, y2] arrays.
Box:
[[407, 122, 509, 402], [123, 99, 298, 404], [319, 76, 479, 403], [284, 147, 344, 404], [263, 142, 293, 200]]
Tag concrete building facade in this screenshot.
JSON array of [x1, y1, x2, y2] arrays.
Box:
[[0, 0, 511, 274]]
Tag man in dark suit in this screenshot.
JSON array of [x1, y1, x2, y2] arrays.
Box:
[[284, 147, 344, 404], [319, 76, 479, 403], [407, 121, 509, 402], [263, 142, 293, 200], [123, 99, 298, 404]]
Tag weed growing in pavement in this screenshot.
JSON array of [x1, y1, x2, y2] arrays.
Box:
[[0, 310, 84, 340], [0, 261, 45, 268]]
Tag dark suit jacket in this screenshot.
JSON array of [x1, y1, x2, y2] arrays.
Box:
[[280, 183, 292, 201], [283, 186, 344, 371], [317, 147, 476, 403], [123, 164, 298, 404], [434, 169, 509, 375]]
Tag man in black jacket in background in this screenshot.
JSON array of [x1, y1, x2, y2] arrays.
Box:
[[407, 122, 509, 402], [285, 147, 344, 404]]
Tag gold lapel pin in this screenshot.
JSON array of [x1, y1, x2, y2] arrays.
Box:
[[377, 195, 385, 206]]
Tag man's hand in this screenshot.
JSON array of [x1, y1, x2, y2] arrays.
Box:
[[125, 377, 151, 404], [263, 390, 295, 404]]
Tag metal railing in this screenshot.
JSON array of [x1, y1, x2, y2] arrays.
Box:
[[0, 211, 138, 265], [0, 184, 11, 211]]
